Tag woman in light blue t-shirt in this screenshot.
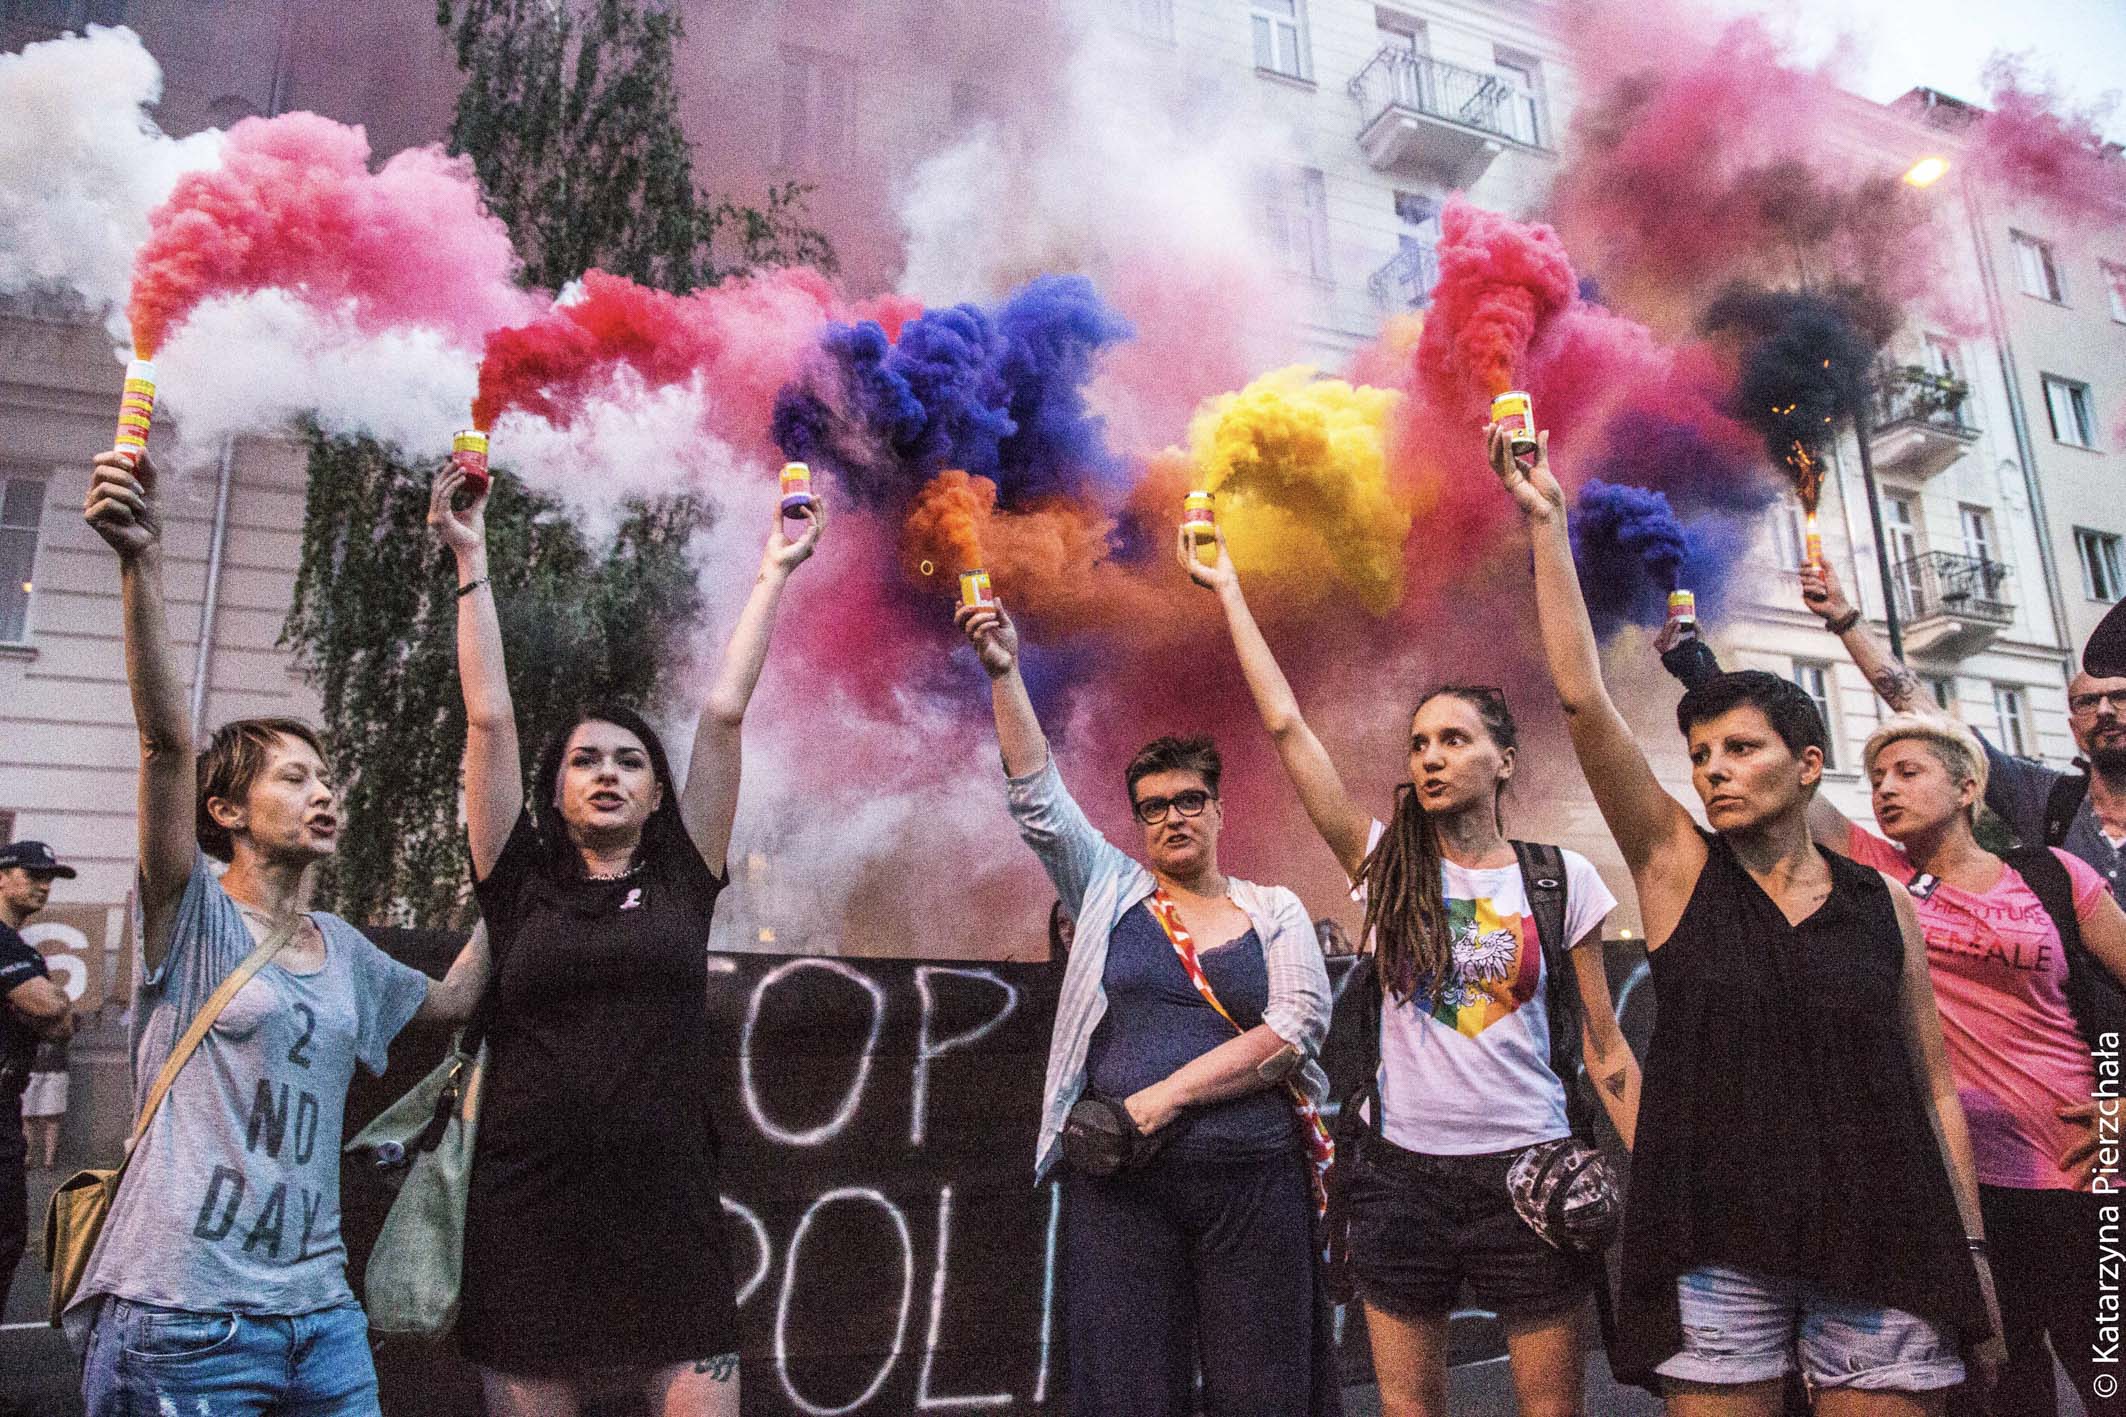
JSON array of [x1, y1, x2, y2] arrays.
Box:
[[78, 450, 489, 1417], [1185, 524, 1641, 1417]]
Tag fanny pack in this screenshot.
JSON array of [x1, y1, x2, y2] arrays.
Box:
[[1504, 1135, 1622, 1256], [1062, 1093, 1174, 1177]]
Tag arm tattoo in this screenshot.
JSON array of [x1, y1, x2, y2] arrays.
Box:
[[1870, 665, 1921, 710], [693, 1353, 739, 1382], [1601, 1068, 1629, 1100]]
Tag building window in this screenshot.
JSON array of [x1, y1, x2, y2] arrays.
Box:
[[1793, 662, 1839, 770], [1885, 493, 1924, 620], [779, 47, 853, 171], [1922, 333, 1961, 380], [2012, 232, 2064, 302], [0, 474, 45, 644], [1266, 167, 1330, 281], [1770, 502, 1808, 570], [2104, 261, 2126, 324], [0, 810, 12, 848], [1959, 505, 1996, 566], [2079, 528, 2125, 602], [1250, 0, 1311, 81], [1492, 49, 1546, 146], [1993, 684, 2029, 757], [1111, 0, 1173, 41], [1924, 676, 1956, 714], [2042, 375, 2098, 449]]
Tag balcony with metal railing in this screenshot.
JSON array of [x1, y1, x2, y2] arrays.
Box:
[[1890, 550, 2013, 656], [1348, 48, 1527, 183], [1369, 241, 1440, 311], [1867, 365, 1979, 478]]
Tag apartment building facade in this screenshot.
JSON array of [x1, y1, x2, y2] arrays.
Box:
[[3, 0, 2121, 961]]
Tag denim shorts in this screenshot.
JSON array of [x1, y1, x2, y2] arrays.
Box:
[[83, 1295, 381, 1417], [1655, 1264, 1966, 1392]]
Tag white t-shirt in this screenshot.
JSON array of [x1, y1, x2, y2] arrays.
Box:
[[1354, 821, 1616, 1155]]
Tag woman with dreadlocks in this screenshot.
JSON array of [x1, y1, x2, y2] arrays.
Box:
[[1185, 527, 1641, 1417]]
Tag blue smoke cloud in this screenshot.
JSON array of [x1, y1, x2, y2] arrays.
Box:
[[771, 275, 1134, 511]]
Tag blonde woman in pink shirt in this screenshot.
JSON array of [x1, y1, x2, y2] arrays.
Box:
[[1798, 704, 2126, 1417]]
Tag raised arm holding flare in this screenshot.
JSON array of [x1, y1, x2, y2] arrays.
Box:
[[956, 596, 1339, 1417], [1490, 421, 2004, 1404], [435, 465, 821, 1417]]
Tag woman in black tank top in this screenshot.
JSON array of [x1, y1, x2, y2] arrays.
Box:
[[1489, 424, 2002, 1410]]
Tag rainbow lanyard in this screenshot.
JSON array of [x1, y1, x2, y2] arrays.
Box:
[[1144, 887, 1335, 1218]]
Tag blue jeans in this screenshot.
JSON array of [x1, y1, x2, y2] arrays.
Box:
[[1655, 1264, 1966, 1392], [83, 1296, 380, 1417]]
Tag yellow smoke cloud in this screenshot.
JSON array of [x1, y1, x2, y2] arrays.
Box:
[[1185, 366, 1412, 614]]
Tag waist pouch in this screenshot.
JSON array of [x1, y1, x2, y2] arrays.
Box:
[[1062, 1094, 1174, 1178], [1505, 1136, 1621, 1256]]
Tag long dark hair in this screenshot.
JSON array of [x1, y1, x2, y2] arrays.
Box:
[[1358, 686, 1518, 1002], [529, 702, 688, 878]]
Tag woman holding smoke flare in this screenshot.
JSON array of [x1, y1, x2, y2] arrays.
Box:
[[1784, 561, 2126, 1417], [73, 451, 490, 1417], [1490, 422, 2004, 1412], [1181, 526, 1642, 1417], [953, 595, 1340, 1417], [431, 461, 822, 1417]]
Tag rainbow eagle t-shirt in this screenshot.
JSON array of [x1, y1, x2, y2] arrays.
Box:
[[1355, 823, 1617, 1155]]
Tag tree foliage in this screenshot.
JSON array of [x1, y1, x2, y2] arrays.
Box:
[[282, 0, 835, 922], [437, 0, 836, 289]]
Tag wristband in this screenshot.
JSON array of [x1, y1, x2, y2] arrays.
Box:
[[1966, 1236, 1989, 1257], [456, 577, 490, 600], [1825, 607, 1861, 635]]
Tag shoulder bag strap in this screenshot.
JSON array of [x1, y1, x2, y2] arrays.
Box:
[[124, 913, 305, 1160], [1142, 887, 1337, 1216]]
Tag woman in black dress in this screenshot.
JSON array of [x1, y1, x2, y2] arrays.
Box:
[[429, 463, 824, 1417]]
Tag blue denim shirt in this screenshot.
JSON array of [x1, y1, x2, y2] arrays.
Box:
[[1006, 754, 1331, 1180]]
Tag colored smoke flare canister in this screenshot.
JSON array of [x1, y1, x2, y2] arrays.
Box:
[[1804, 510, 1824, 568], [1183, 490, 1217, 566], [451, 429, 490, 493], [958, 569, 995, 611], [1667, 588, 1697, 632], [113, 359, 156, 464], [779, 462, 816, 518], [1491, 390, 1537, 457]]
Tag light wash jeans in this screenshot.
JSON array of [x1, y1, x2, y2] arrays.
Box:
[[83, 1296, 380, 1417]]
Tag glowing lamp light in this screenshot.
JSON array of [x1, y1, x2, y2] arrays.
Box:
[[1903, 156, 1950, 188]]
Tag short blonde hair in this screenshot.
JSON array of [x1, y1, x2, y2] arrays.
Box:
[[1862, 712, 1989, 821]]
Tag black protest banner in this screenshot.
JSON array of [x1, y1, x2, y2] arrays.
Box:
[[347, 936, 1658, 1415], [348, 937, 1066, 1417]]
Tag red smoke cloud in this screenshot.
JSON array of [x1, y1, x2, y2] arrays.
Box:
[[127, 112, 535, 357], [1413, 198, 1577, 421], [1970, 57, 2126, 230], [475, 269, 920, 457]]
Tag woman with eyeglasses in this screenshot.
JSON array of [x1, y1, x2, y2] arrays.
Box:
[[1182, 528, 1640, 1417], [953, 597, 1339, 1417]]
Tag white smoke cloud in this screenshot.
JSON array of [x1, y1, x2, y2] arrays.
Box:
[[152, 291, 478, 463], [0, 26, 219, 326]]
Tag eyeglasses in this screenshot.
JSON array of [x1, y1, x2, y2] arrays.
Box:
[[1132, 790, 1216, 826], [2069, 689, 2126, 717]]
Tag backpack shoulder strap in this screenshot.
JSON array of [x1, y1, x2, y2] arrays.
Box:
[[1513, 841, 1599, 1140], [2045, 772, 2091, 848], [2001, 846, 2087, 963], [1511, 841, 1571, 968]]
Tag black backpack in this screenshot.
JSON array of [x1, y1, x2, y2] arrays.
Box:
[[2043, 771, 2090, 850]]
